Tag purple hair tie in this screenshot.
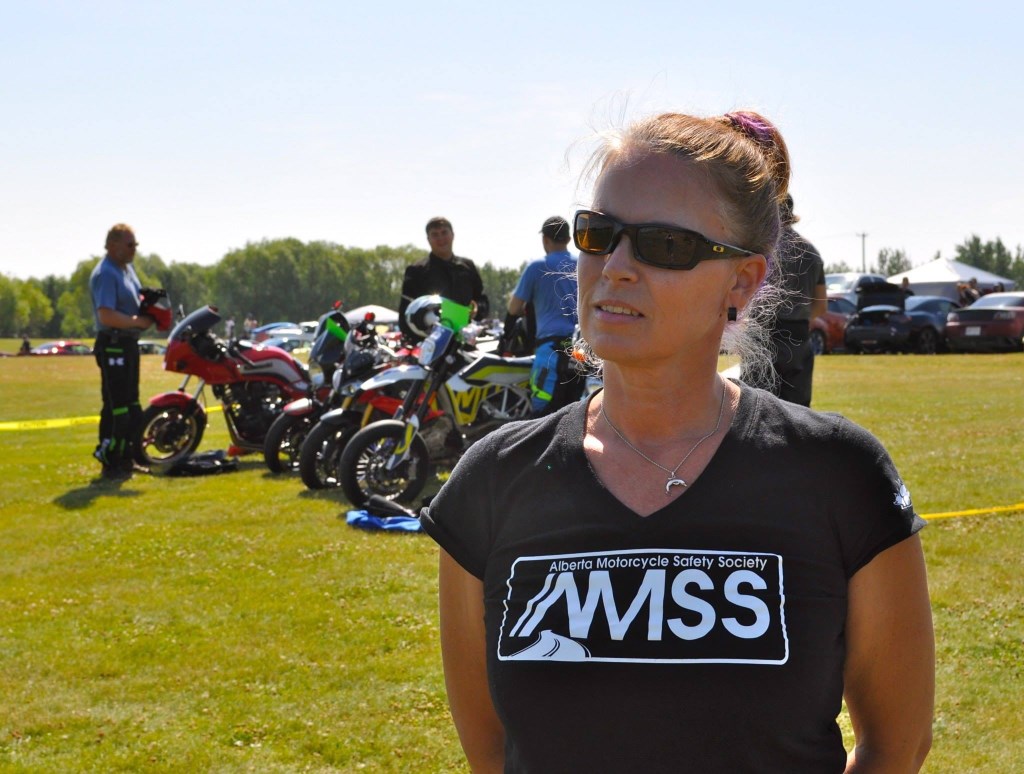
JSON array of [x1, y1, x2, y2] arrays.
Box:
[[724, 112, 775, 146]]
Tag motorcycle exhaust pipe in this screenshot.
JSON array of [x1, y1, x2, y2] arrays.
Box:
[[367, 494, 418, 519]]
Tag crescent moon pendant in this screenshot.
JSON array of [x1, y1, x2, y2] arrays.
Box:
[[665, 478, 688, 495]]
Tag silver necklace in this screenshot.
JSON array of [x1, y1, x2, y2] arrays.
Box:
[[600, 379, 727, 495]]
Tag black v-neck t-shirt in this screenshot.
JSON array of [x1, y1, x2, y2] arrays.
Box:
[[422, 383, 924, 773]]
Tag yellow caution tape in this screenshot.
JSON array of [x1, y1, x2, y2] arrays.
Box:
[[0, 415, 99, 431], [0, 411, 1021, 523], [0, 404, 221, 432], [921, 503, 1024, 520]]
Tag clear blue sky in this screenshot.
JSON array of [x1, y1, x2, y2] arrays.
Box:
[[2, 1, 1021, 283]]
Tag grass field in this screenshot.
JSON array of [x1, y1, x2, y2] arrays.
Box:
[[1, 346, 1022, 771]]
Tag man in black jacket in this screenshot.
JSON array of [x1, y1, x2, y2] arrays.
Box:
[[398, 216, 487, 339]]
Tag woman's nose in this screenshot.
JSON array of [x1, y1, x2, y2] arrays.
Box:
[[601, 235, 638, 281]]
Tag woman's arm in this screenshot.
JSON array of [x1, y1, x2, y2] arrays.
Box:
[[844, 534, 934, 773], [438, 549, 505, 772]]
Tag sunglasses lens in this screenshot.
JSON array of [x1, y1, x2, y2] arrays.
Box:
[[636, 227, 698, 268], [574, 212, 615, 254], [575, 211, 726, 269]]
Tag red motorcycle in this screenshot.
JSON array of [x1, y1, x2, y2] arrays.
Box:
[[135, 305, 318, 467]]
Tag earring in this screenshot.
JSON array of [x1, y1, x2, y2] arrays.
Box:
[[727, 306, 737, 322]]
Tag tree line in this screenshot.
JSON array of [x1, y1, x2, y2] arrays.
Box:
[[0, 239, 524, 338], [824, 236, 1024, 281], [5, 233, 1022, 338]]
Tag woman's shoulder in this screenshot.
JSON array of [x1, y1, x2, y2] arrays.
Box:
[[736, 383, 886, 458], [463, 400, 585, 466], [737, 385, 915, 531]]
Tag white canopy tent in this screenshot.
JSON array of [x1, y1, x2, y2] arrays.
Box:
[[344, 304, 400, 326], [888, 258, 1015, 301]]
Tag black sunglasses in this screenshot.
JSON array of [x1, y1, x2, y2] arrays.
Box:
[[573, 210, 753, 270]]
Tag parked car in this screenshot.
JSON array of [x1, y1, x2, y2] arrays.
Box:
[[138, 339, 167, 355], [825, 272, 888, 306], [845, 294, 960, 354], [259, 325, 314, 342], [259, 335, 313, 355], [251, 321, 297, 342], [809, 295, 856, 355], [945, 292, 1024, 352], [30, 340, 92, 355]]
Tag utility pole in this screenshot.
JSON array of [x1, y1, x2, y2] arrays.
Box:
[[856, 232, 868, 273]]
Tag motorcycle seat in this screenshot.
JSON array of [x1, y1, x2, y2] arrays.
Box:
[[461, 346, 534, 369], [458, 351, 534, 385], [480, 353, 534, 368]]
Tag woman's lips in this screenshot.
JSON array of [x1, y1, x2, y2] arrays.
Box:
[[595, 302, 642, 318]]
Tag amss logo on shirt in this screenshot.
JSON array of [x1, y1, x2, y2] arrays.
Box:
[[497, 548, 789, 665]]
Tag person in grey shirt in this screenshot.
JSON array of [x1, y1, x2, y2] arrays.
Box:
[[743, 194, 825, 406]]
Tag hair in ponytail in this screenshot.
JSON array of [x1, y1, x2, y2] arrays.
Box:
[[722, 111, 791, 204]]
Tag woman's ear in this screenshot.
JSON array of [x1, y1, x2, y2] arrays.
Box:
[[727, 254, 768, 311]]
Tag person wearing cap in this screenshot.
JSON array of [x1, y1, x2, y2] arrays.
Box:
[[507, 216, 584, 416], [398, 216, 488, 340], [89, 223, 154, 480]]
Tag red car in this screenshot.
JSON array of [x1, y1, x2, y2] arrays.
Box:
[[809, 296, 856, 355], [946, 292, 1024, 352], [30, 340, 92, 355]]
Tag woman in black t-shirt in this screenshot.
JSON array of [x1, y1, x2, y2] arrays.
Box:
[[424, 111, 934, 772]]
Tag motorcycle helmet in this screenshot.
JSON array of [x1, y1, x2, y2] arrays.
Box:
[[139, 287, 173, 332], [405, 295, 442, 340]]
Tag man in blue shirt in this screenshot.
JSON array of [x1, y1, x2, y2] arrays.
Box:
[[89, 223, 154, 480], [507, 216, 584, 416]]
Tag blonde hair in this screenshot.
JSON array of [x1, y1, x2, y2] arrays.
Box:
[[576, 110, 789, 383]]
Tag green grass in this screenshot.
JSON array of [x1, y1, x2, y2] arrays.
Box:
[[1, 345, 1022, 771]]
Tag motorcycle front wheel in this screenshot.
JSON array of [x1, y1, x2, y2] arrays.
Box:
[[264, 412, 317, 474], [299, 418, 358, 489], [339, 421, 430, 508], [135, 404, 206, 467]]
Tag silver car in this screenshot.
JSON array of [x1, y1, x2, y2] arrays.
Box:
[[825, 272, 888, 306]]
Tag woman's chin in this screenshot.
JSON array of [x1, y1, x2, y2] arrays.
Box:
[[588, 335, 652, 365]]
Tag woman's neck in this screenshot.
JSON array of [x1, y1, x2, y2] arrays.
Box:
[[597, 363, 730, 443]]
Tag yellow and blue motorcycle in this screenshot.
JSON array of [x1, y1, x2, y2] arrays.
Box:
[[338, 296, 533, 507]]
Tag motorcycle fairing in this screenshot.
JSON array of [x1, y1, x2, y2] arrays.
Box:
[[241, 345, 310, 389], [457, 352, 533, 386], [359, 363, 428, 391], [443, 381, 506, 426], [418, 326, 455, 367], [169, 305, 221, 341], [164, 336, 239, 382]]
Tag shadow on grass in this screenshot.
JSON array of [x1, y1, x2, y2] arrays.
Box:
[[53, 477, 145, 510], [297, 487, 347, 502]]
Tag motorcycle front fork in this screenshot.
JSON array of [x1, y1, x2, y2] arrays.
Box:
[[174, 375, 207, 406]]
